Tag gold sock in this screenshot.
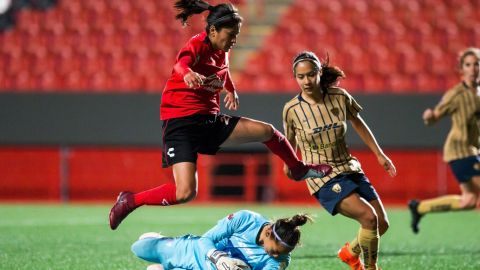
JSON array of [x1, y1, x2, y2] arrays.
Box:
[[417, 195, 462, 214], [348, 236, 361, 256], [358, 228, 379, 270]]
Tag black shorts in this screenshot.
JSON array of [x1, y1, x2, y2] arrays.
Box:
[[161, 113, 240, 168]]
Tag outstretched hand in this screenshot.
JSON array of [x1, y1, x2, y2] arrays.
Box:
[[378, 153, 396, 177], [422, 108, 435, 125], [224, 91, 239, 110]]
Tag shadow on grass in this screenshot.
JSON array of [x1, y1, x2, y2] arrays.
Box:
[[295, 254, 338, 260], [295, 248, 480, 260], [382, 249, 480, 257]]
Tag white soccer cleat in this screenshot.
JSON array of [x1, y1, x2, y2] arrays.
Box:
[[146, 264, 164, 270], [139, 232, 165, 240]]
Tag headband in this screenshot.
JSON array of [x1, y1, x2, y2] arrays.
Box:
[[210, 12, 239, 25], [272, 223, 294, 249], [292, 57, 321, 74]]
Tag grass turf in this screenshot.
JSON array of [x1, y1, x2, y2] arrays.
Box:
[[0, 204, 479, 270]]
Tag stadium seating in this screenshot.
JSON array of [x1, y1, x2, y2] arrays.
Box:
[[0, 0, 478, 93]]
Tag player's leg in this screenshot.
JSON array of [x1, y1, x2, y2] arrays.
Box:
[[221, 117, 331, 180], [368, 199, 389, 236], [337, 193, 380, 270], [135, 162, 197, 205], [109, 162, 197, 230], [131, 234, 167, 265], [409, 176, 479, 234]]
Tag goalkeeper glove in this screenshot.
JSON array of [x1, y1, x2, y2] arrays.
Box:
[[207, 249, 250, 270]]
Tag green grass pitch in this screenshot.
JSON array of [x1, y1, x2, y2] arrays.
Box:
[[0, 204, 479, 269]]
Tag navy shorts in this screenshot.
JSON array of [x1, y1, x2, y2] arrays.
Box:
[[313, 173, 379, 215], [448, 155, 480, 183], [161, 113, 240, 168]]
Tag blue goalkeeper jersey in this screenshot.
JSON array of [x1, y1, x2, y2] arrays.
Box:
[[131, 210, 290, 270]]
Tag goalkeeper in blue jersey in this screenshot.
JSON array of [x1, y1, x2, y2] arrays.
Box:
[[131, 210, 312, 270]]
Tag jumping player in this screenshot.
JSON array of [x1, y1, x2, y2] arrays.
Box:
[[283, 51, 396, 270], [109, 1, 332, 230], [131, 210, 312, 270], [409, 47, 480, 234]]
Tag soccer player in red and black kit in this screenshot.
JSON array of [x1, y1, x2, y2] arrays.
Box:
[[109, 0, 332, 230]]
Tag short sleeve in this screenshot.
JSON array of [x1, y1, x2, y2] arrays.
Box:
[[345, 92, 363, 120], [433, 89, 458, 118]]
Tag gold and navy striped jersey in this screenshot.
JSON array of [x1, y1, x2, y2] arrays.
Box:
[[434, 82, 480, 162], [283, 87, 363, 194]]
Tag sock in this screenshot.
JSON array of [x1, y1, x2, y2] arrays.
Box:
[[133, 183, 178, 207], [358, 228, 379, 270], [263, 129, 304, 173], [349, 236, 361, 257], [417, 195, 462, 214]]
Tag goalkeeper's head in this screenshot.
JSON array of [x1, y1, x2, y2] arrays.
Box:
[[262, 214, 313, 257]]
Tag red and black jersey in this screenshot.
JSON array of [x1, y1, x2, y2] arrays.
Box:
[[160, 32, 236, 120]]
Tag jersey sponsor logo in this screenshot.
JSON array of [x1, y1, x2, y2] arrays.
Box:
[[312, 122, 341, 134], [167, 147, 175, 158], [202, 74, 225, 92], [227, 213, 234, 220], [332, 183, 342, 193], [309, 138, 344, 150]]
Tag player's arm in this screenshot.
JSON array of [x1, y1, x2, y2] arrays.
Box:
[[350, 114, 396, 177], [174, 45, 206, 88], [423, 90, 457, 125], [223, 71, 239, 110], [199, 212, 250, 270]]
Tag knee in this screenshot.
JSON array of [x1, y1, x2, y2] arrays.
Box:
[[263, 123, 275, 140], [359, 211, 378, 230], [461, 194, 478, 210], [176, 187, 197, 203], [378, 219, 390, 235]]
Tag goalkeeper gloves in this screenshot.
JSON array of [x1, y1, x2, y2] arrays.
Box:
[[207, 249, 250, 270]]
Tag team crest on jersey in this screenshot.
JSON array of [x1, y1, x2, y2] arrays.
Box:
[[331, 107, 340, 116], [227, 213, 234, 220], [332, 183, 342, 193]]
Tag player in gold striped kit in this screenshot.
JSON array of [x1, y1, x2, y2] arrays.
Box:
[[283, 51, 396, 270], [409, 47, 480, 234]]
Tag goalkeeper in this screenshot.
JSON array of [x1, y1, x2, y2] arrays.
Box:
[[131, 210, 312, 270]]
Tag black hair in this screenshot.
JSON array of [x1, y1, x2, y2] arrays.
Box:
[[458, 47, 480, 70], [293, 51, 346, 94], [272, 214, 313, 249], [174, 0, 243, 32]]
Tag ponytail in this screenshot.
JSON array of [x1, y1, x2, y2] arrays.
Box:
[[174, 0, 243, 32], [271, 214, 313, 249], [174, 0, 212, 26], [320, 56, 345, 94]]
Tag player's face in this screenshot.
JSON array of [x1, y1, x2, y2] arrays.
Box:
[[262, 237, 291, 258], [209, 23, 241, 52], [294, 61, 321, 95], [461, 54, 480, 85], [262, 226, 293, 258]]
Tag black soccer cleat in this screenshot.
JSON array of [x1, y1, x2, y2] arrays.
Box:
[[408, 199, 423, 234]]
